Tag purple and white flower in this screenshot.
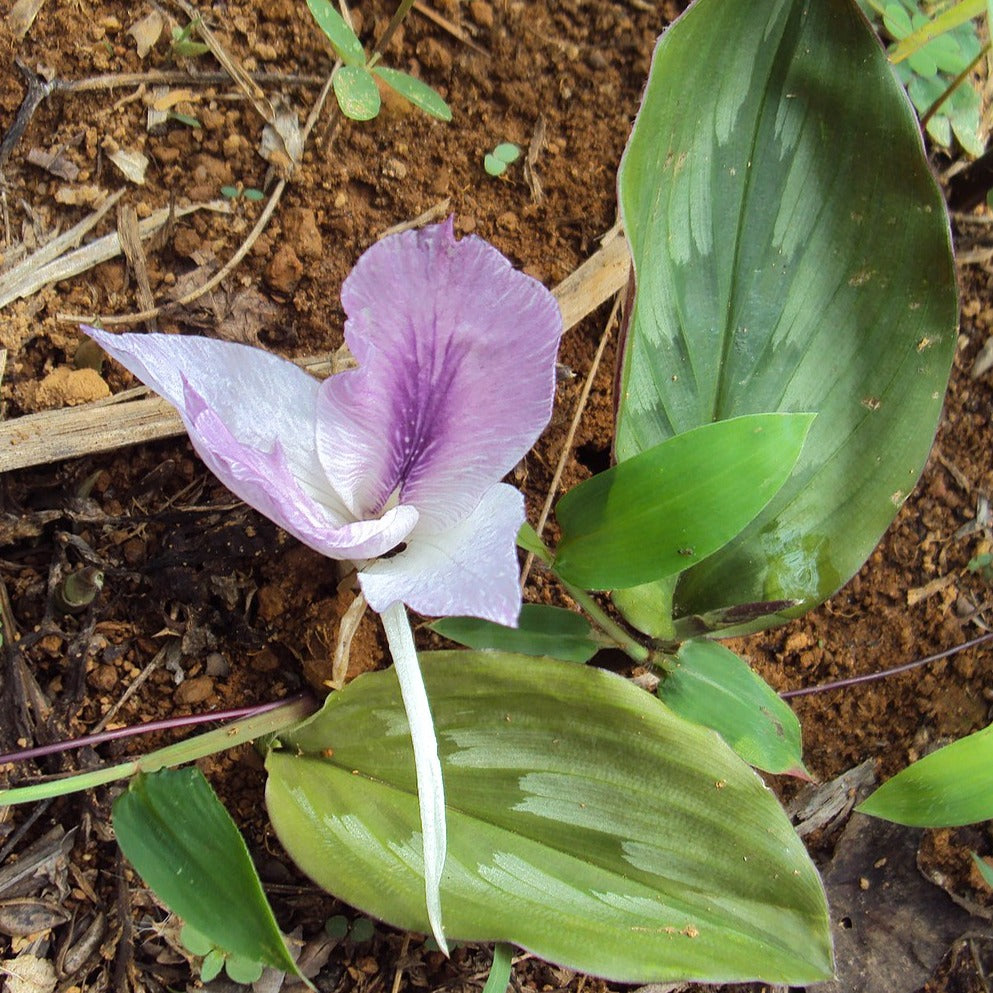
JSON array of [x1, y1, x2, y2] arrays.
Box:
[[85, 218, 562, 950]]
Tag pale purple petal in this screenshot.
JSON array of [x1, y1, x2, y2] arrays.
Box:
[[183, 383, 418, 559], [85, 328, 349, 519], [314, 219, 562, 527], [380, 603, 448, 955], [358, 483, 524, 624]]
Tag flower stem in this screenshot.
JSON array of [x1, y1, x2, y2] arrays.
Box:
[[0, 696, 317, 806], [561, 581, 650, 664]]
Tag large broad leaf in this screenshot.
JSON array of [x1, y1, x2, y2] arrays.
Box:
[[555, 413, 813, 590], [265, 652, 832, 984], [659, 640, 806, 777], [615, 0, 957, 634], [113, 768, 301, 977], [857, 723, 993, 827]]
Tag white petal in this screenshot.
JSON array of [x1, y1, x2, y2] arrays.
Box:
[[380, 602, 448, 955], [359, 484, 525, 625], [85, 329, 348, 517]]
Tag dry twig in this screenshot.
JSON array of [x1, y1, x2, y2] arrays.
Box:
[[3, 233, 629, 471]]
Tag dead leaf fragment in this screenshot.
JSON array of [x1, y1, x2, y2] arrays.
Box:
[[971, 335, 993, 379], [53, 185, 107, 207], [26, 147, 80, 182], [259, 100, 303, 176], [8, 0, 47, 39], [0, 899, 70, 937], [150, 88, 196, 112], [127, 9, 164, 57], [107, 147, 149, 185], [819, 813, 974, 993], [2, 953, 57, 993]]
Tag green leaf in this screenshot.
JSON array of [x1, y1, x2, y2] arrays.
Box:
[[888, 0, 984, 64], [113, 768, 301, 977], [200, 949, 224, 982], [554, 413, 813, 590], [372, 66, 452, 121], [612, 578, 677, 641], [493, 143, 521, 164], [430, 605, 597, 663], [659, 640, 806, 777], [856, 723, 993, 827], [973, 852, 993, 890], [167, 112, 201, 129], [615, 0, 957, 633], [226, 955, 265, 984], [333, 65, 381, 121], [180, 924, 214, 957], [484, 154, 508, 177], [265, 652, 832, 984], [306, 0, 365, 65], [516, 521, 552, 565], [483, 943, 514, 993]]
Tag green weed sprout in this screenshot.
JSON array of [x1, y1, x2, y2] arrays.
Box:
[[306, 0, 451, 122], [181, 924, 265, 984], [221, 185, 265, 202], [974, 853, 993, 889], [170, 19, 210, 59], [858, 0, 985, 153], [324, 914, 376, 942], [967, 551, 993, 580], [484, 142, 521, 177]]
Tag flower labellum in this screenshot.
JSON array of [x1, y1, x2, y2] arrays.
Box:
[[85, 218, 563, 950]]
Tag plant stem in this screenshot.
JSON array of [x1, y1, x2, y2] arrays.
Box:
[[0, 697, 310, 765], [0, 696, 317, 806], [561, 581, 650, 663]]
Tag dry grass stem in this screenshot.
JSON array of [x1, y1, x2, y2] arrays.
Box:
[[412, 1, 489, 56], [521, 292, 621, 589], [3, 232, 629, 471]]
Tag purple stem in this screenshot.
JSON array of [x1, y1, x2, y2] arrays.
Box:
[[0, 695, 307, 765], [781, 631, 993, 699]]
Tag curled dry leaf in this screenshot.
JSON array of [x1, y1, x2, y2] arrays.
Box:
[[127, 9, 164, 58], [27, 147, 80, 182]]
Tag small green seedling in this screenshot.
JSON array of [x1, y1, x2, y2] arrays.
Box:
[[306, 0, 451, 122], [484, 143, 521, 178], [180, 923, 265, 984], [167, 111, 201, 129], [973, 852, 993, 889], [221, 185, 266, 202], [967, 551, 993, 580], [324, 914, 376, 943], [170, 19, 210, 59]]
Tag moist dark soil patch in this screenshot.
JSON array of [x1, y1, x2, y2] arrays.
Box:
[[1, 1, 992, 991]]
